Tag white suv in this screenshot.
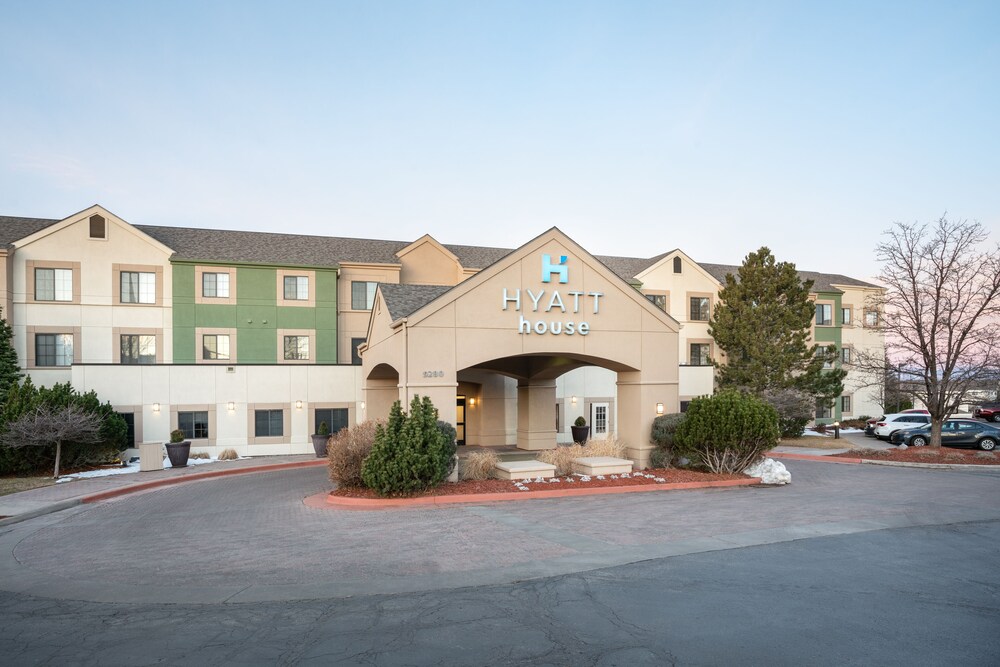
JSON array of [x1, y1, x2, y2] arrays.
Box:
[[874, 413, 931, 440]]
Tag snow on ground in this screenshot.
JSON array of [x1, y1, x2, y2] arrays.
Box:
[[56, 456, 249, 483], [810, 427, 865, 438]]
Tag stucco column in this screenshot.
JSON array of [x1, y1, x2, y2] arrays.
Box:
[[616, 371, 677, 468], [516, 379, 557, 451], [404, 380, 459, 428]]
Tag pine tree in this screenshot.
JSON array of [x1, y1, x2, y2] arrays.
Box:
[[710, 247, 846, 402], [0, 307, 22, 397]]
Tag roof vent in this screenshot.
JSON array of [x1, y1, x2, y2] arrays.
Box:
[[89, 214, 106, 239]]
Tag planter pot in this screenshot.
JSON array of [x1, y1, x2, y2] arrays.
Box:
[[571, 425, 591, 445], [311, 434, 330, 458], [164, 441, 191, 468]]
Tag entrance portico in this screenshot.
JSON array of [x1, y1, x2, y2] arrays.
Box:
[[360, 228, 680, 467]]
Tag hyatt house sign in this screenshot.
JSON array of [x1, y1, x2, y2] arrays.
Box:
[[502, 254, 603, 336]]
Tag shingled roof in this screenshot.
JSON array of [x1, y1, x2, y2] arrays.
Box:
[[0, 216, 59, 248], [698, 263, 879, 292], [0, 210, 877, 290], [378, 284, 453, 320]]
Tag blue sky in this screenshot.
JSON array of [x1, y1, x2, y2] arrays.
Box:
[[1, 1, 997, 279]]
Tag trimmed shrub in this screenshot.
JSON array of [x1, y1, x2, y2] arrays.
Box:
[[649, 447, 671, 469], [190, 451, 210, 460], [651, 413, 685, 449], [360, 396, 453, 496], [0, 378, 128, 475], [673, 390, 780, 473], [461, 450, 500, 480], [436, 420, 458, 479], [327, 420, 380, 488], [218, 448, 240, 461]]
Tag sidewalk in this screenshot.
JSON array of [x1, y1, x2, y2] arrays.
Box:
[[0, 454, 326, 525]]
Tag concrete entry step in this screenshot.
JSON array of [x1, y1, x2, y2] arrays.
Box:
[[572, 456, 634, 476], [494, 459, 558, 480]]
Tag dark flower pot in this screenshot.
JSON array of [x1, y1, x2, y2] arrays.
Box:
[[571, 425, 590, 445], [311, 434, 330, 458], [165, 441, 191, 468]]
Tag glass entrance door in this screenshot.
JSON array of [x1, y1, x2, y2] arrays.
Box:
[[456, 396, 466, 446], [591, 402, 609, 440]]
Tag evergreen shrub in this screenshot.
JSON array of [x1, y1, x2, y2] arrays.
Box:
[[0, 379, 128, 475], [360, 396, 453, 496], [673, 390, 779, 473]]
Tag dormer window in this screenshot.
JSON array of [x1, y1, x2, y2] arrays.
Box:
[[89, 214, 106, 239]]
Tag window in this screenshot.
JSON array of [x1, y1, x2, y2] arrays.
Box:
[[120, 334, 156, 365], [351, 337, 366, 365], [841, 347, 852, 364], [816, 348, 833, 370], [283, 275, 309, 300], [35, 333, 73, 366], [815, 303, 832, 326], [690, 343, 711, 366], [255, 409, 284, 437], [315, 408, 349, 435], [35, 268, 73, 302], [841, 307, 852, 326], [816, 399, 833, 419], [841, 396, 852, 413], [89, 214, 106, 239], [178, 411, 209, 439], [283, 335, 310, 361], [689, 296, 710, 321], [352, 281, 378, 310], [645, 294, 667, 311], [680, 400, 691, 413], [203, 334, 230, 360], [673, 257, 682, 273], [121, 271, 156, 304], [202, 272, 230, 298], [865, 310, 879, 327]]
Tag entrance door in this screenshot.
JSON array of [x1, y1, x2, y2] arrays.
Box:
[[456, 396, 466, 446], [117, 412, 136, 448], [591, 402, 609, 440]]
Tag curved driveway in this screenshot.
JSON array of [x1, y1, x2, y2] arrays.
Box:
[[1, 460, 999, 604]]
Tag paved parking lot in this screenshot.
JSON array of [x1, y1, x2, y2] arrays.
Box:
[[2, 459, 998, 604]]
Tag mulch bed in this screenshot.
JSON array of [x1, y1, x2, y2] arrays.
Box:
[[832, 448, 1000, 465], [331, 468, 748, 499]]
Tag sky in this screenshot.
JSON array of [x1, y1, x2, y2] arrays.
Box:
[[1, 1, 997, 280]]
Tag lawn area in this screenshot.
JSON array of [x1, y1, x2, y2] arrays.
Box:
[[777, 435, 859, 449], [0, 476, 55, 497]]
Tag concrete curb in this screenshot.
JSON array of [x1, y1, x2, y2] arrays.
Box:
[[0, 459, 328, 527], [314, 477, 762, 510], [773, 452, 1000, 470]]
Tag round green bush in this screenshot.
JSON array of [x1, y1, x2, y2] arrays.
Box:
[[673, 390, 780, 473]]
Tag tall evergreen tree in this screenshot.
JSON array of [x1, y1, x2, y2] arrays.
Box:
[[0, 307, 22, 396], [709, 247, 846, 402]]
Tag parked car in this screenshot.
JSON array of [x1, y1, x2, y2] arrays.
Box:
[[973, 402, 1000, 423], [866, 409, 929, 437], [873, 413, 931, 440], [891, 419, 1000, 451]]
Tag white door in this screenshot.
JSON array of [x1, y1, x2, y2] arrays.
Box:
[[591, 402, 609, 440]]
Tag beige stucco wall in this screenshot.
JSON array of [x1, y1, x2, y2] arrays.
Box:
[[72, 364, 363, 456], [838, 284, 885, 418], [337, 262, 401, 363], [11, 207, 173, 382]]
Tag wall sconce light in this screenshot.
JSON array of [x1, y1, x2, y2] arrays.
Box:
[[469, 398, 476, 407], [152, 402, 160, 413], [295, 400, 303, 410], [360, 401, 366, 413], [656, 402, 665, 415], [571, 396, 577, 405], [227, 401, 235, 412]]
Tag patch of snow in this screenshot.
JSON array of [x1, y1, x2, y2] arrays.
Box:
[[57, 455, 241, 482], [744, 458, 791, 485]]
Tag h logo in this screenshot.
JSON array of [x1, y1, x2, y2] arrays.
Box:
[[541, 254, 568, 284]]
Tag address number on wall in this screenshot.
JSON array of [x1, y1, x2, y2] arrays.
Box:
[[422, 370, 445, 378]]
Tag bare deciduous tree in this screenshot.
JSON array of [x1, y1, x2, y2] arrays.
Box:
[[861, 216, 1000, 446], [2, 405, 103, 478]]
